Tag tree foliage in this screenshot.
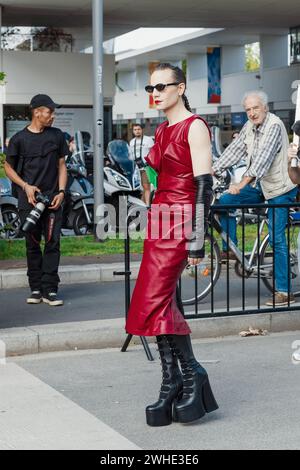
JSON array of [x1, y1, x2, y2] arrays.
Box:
[[245, 43, 260, 72]]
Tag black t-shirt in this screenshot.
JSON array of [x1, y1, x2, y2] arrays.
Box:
[[6, 126, 69, 210]]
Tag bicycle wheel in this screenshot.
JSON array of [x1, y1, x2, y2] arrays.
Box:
[[259, 225, 300, 295], [181, 234, 221, 305]]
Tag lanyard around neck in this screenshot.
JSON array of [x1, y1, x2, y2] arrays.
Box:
[[134, 135, 144, 160]]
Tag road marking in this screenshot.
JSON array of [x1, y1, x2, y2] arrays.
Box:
[[0, 363, 140, 450]]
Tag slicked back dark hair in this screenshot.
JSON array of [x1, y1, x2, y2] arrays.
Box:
[[153, 62, 192, 112]]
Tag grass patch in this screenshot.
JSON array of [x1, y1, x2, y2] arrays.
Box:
[[58, 235, 145, 257], [0, 235, 145, 260], [0, 153, 6, 178], [214, 223, 268, 252], [0, 225, 268, 261]]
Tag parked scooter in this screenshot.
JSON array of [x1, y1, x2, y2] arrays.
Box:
[[63, 152, 94, 236], [104, 140, 147, 231], [211, 125, 224, 159], [64, 134, 147, 235], [0, 178, 21, 239]]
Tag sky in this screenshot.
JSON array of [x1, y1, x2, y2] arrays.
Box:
[[112, 28, 202, 54]]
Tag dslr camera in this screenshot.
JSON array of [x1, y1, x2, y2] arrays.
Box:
[[22, 193, 52, 233]]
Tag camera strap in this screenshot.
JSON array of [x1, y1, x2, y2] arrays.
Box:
[[47, 212, 56, 243], [134, 136, 144, 162]]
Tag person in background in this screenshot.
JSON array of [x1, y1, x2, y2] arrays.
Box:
[[213, 90, 297, 306], [81, 131, 92, 151], [223, 131, 239, 149], [130, 123, 154, 206], [3, 137, 10, 154], [67, 137, 76, 160]]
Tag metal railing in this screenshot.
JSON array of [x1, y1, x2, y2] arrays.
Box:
[[180, 202, 300, 318], [119, 202, 300, 325]]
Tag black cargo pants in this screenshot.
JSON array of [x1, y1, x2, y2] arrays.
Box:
[[19, 207, 62, 294]]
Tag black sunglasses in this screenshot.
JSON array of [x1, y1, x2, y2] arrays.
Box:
[[145, 82, 179, 94]]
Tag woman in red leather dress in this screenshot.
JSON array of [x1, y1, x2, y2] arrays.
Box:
[[126, 63, 218, 426]]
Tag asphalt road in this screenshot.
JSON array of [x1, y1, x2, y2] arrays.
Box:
[[0, 275, 277, 330]]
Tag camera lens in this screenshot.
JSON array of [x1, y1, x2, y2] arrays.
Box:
[[22, 202, 46, 233]]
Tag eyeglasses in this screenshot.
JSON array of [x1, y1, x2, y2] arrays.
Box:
[[145, 82, 179, 94]]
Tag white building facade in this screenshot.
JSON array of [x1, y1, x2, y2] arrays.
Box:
[[0, 24, 115, 148], [113, 30, 300, 141]]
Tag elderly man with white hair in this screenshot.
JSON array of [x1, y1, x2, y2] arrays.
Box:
[[213, 90, 297, 306]]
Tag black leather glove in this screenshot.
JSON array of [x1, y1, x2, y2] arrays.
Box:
[[188, 174, 213, 259]]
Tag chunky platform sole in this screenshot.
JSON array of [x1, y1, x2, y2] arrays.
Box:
[[27, 298, 42, 304], [146, 406, 173, 427], [42, 297, 64, 307], [146, 390, 183, 427], [175, 379, 219, 424]]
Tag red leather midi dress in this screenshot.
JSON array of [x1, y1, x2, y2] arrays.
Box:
[[125, 115, 210, 337]]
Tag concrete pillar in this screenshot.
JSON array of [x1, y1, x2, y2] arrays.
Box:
[[222, 46, 245, 75], [136, 66, 148, 91], [187, 54, 207, 81], [260, 34, 289, 69]]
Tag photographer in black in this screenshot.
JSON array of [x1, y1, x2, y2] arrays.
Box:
[[4, 94, 68, 306]]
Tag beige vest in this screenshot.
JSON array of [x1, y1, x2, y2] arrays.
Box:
[[244, 113, 296, 200]]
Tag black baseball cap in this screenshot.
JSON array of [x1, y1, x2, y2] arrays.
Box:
[[29, 94, 61, 110]]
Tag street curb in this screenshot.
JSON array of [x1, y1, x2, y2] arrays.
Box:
[[0, 262, 142, 289], [1, 312, 300, 357]]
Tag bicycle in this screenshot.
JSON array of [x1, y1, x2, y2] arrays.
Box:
[[180, 179, 300, 306]]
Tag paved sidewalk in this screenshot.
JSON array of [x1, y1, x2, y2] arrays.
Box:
[[0, 254, 143, 270], [0, 260, 142, 289], [3, 332, 300, 450]]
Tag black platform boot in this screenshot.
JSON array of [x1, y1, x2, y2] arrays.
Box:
[[167, 334, 218, 423], [146, 335, 183, 427]]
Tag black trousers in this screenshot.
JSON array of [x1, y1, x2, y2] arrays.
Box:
[[19, 207, 62, 294]]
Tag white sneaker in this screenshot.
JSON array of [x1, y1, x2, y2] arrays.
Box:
[[42, 292, 64, 307], [27, 291, 42, 304]]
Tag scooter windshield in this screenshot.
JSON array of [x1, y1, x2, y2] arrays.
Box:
[[0, 178, 12, 196], [107, 140, 135, 176]]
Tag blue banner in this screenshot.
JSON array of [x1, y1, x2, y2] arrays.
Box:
[[207, 47, 221, 104]]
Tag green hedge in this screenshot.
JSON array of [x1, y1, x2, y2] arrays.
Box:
[[0, 153, 6, 178]]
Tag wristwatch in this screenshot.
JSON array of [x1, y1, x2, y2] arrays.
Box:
[[58, 189, 66, 197]]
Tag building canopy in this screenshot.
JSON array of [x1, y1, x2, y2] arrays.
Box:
[[0, 0, 299, 39]]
